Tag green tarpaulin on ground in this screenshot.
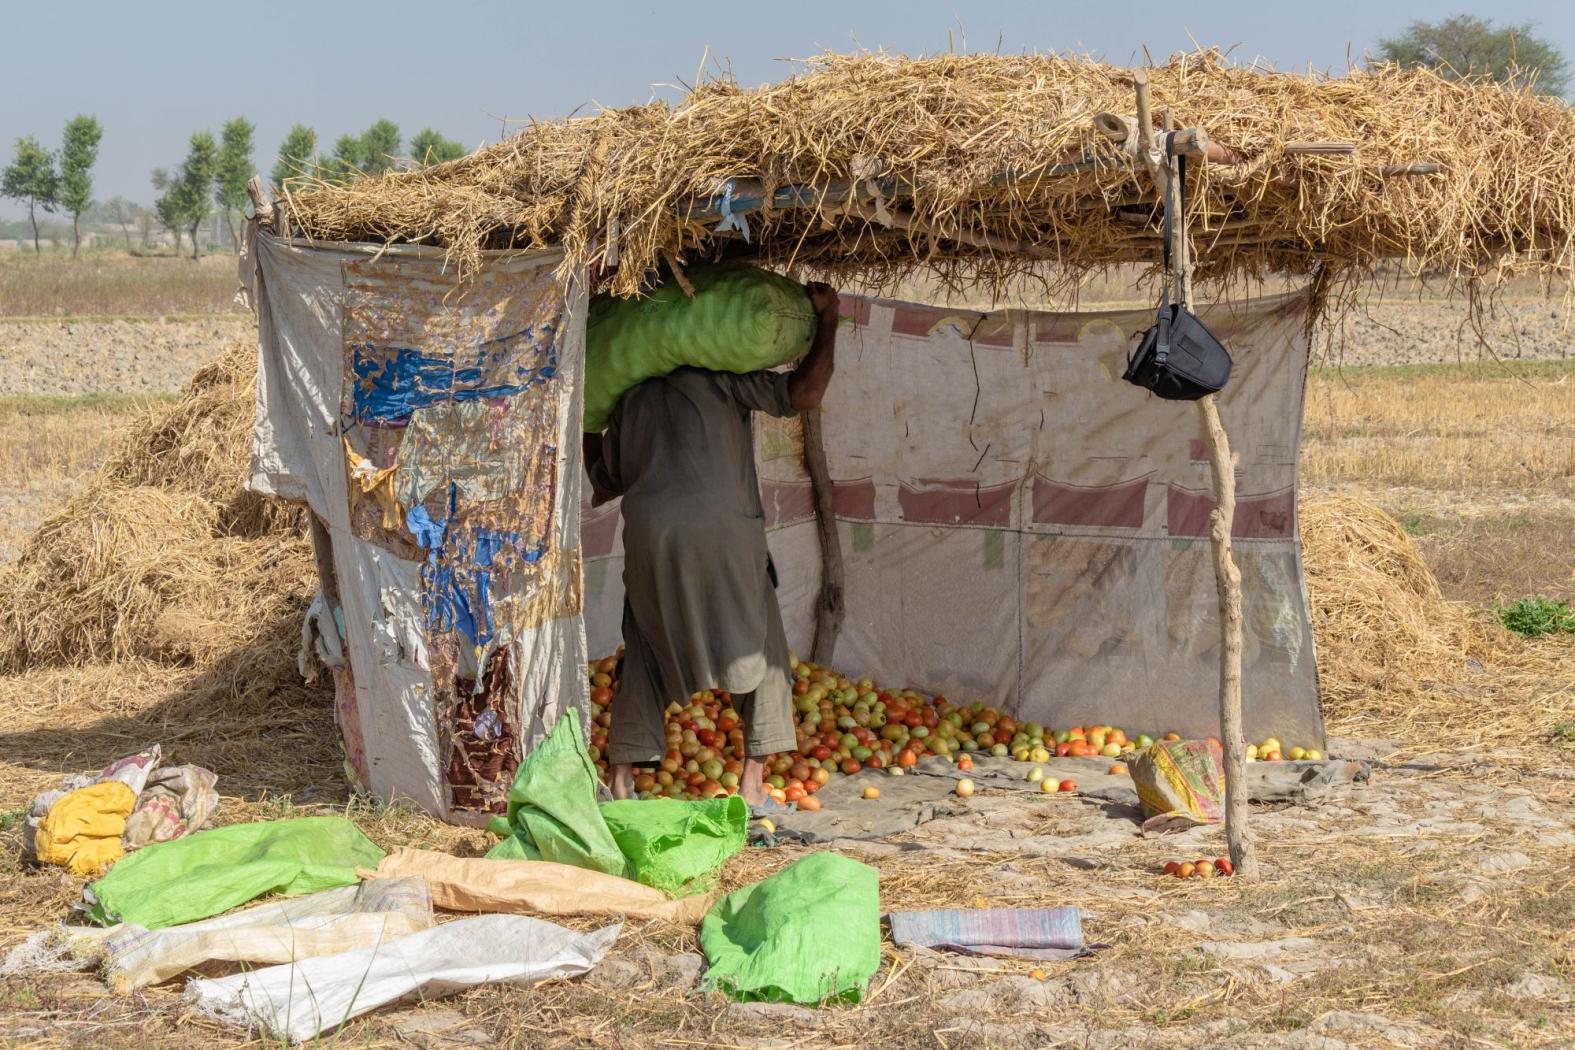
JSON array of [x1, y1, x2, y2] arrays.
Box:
[[700, 851, 881, 1004], [485, 713, 629, 877], [86, 816, 384, 929], [602, 795, 747, 896], [487, 714, 747, 895]]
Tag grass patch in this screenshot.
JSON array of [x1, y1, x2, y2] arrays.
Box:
[[1303, 358, 1575, 494], [0, 252, 239, 318], [1398, 510, 1434, 536], [0, 391, 177, 417], [1496, 596, 1575, 638]]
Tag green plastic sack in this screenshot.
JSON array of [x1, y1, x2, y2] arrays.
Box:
[[85, 816, 384, 929], [583, 264, 815, 432], [700, 852, 881, 1004], [601, 795, 747, 897], [484, 712, 630, 878]]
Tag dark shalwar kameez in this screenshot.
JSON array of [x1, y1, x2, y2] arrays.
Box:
[[587, 366, 798, 765]]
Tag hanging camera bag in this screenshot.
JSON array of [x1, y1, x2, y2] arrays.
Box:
[[1122, 136, 1234, 400]]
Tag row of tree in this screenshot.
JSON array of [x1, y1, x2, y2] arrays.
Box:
[[148, 118, 256, 259], [2, 116, 103, 255], [270, 121, 467, 187], [2, 116, 469, 259]]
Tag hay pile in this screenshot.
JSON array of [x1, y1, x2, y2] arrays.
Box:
[[279, 51, 1575, 299], [1299, 495, 1573, 753], [0, 343, 334, 800], [0, 345, 311, 671], [1300, 495, 1487, 721]]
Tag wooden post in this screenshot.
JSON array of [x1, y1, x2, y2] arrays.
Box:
[[308, 512, 341, 615], [1143, 70, 1258, 878], [800, 408, 844, 664], [1198, 396, 1258, 878], [245, 175, 274, 227]]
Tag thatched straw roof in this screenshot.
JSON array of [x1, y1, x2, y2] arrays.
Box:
[[274, 50, 1575, 299]]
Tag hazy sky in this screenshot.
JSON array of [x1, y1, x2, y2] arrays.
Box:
[[3, 0, 1573, 219]]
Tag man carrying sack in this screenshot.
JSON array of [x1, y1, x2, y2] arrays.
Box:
[[584, 280, 840, 810]]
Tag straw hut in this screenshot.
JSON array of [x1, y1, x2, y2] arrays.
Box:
[[242, 50, 1575, 870]]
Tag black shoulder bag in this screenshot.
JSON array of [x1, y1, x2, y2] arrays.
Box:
[[1122, 137, 1234, 400]]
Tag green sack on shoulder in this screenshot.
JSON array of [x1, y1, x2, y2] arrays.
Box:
[[85, 816, 384, 929], [700, 851, 881, 1004], [485, 712, 629, 879], [601, 794, 747, 897], [583, 264, 815, 432]]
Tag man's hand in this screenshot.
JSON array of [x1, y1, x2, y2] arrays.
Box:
[[806, 281, 840, 323], [790, 282, 840, 412]]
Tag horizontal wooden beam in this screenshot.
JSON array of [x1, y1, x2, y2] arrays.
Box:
[[1283, 141, 1357, 154], [681, 155, 1130, 226]]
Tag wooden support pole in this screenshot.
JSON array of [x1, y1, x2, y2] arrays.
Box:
[[308, 511, 341, 616], [1140, 70, 1258, 879], [245, 175, 274, 227], [801, 408, 844, 664], [1197, 396, 1258, 879]]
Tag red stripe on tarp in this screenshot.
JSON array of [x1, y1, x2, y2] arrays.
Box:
[[838, 297, 872, 326], [1167, 485, 1296, 539], [1033, 315, 1083, 344], [832, 477, 877, 520], [1189, 438, 1209, 462], [760, 479, 815, 527], [1031, 476, 1148, 529], [898, 478, 1016, 526], [971, 315, 1016, 347], [582, 504, 621, 557], [891, 304, 982, 339]]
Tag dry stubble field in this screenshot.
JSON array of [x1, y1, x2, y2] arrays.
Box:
[[0, 253, 1571, 1048]]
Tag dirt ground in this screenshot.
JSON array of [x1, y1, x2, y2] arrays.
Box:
[[0, 282, 1572, 1047]]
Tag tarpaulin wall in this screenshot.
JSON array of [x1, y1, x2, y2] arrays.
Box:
[[244, 231, 588, 823], [584, 289, 1324, 747]]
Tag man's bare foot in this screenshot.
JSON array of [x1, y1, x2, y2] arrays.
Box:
[[740, 756, 768, 808], [611, 763, 635, 800]]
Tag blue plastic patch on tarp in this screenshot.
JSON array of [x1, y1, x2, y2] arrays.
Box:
[[408, 496, 546, 648], [350, 322, 558, 425]]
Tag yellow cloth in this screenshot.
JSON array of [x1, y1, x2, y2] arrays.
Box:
[[35, 781, 136, 877], [343, 439, 402, 530]]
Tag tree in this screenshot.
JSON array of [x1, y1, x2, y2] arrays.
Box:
[[152, 167, 181, 252], [2, 136, 60, 253], [1377, 15, 1570, 95], [321, 132, 364, 186], [271, 123, 317, 187], [172, 131, 218, 259], [105, 195, 137, 250], [358, 119, 401, 175], [409, 128, 467, 167], [57, 115, 103, 257], [214, 116, 255, 251]]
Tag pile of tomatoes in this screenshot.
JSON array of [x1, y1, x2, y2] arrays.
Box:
[[1163, 857, 1236, 879], [585, 650, 1320, 805]]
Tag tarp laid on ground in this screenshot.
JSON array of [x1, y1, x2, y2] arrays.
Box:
[[365, 847, 713, 922], [11, 877, 432, 992], [585, 290, 1324, 746], [85, 816, 384, 928], [485, 713, 746, 893], [187, 913, 619, 1043], [700, 851, 881, 1004]]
